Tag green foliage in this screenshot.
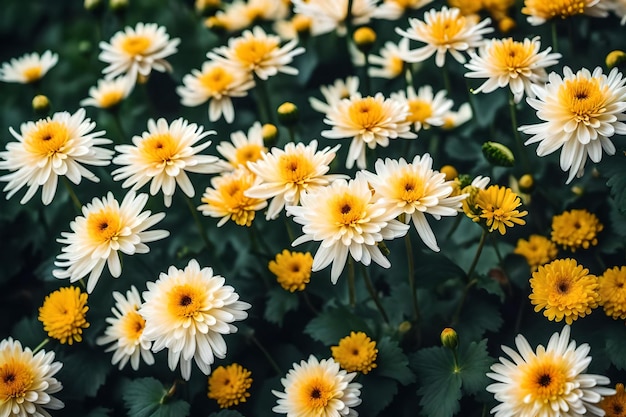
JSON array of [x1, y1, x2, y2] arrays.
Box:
[[122, 378, 190, 417], [375, 337, 415, 386], [264, 287, 299, 326], [304, 307, 373, 345]]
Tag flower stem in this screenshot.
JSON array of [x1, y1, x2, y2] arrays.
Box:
[[301, 291, 319, 315], [451, 278, 477, 326], [551, 21, 559, 54], [442, 64, 452, 94], [405, 232, 419, 322], [32, 338, 50, 354], [466, 229, 487, 280], [348, 257, 356, 308], [509, 92, 531, 172], [253, 75, 274, 125], [250, 334, 282, 375], [360, 263, 390, 324], [110, 108, 127, 144], [183, 194, 215, 256], [362, 52, 371, 96], [62, 177, 82, 212]]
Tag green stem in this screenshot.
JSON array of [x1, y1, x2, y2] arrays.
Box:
[[509, 92, 531, 173], [404, 66, 414, 90], [301, 291, 319, 315], [110, 108, 127, 144], [284, 217, 295, 243], [184, 194, 214, 256], [464, 78, 478, 123], [360, 263, 390, 324], [451, 278, 477, 326], [62, 177, 82, 212], [250, 334, 282, 375], [362, 52, 371, 96], [160, 380, 179, 404], [551, 21, 559, 54], [490, 233, 504, 266], [442, 64, 452, 94], [32, 338, 50, 354], [405, 232, 419, 322], [466, 229, 487, 280], [254, 75, 273, 124], [345, 0, 354, 38], [348, 257, 356, 308]]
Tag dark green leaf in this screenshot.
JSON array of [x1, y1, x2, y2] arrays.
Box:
[[413, 252, 467, 289], [264, 287, 299, 327], [122, 377, 190, 417], [458, 339, 492, 396], [375, 337, 415, 386], [456, 296, 503, 342], [412, 346, 462, 417], [10, 316, 47, 349], [84, 407, 111, 417], [57, 349, 111, 399], [304, 307, 372, 346], [605, 329, 626, 370], [208, 411, 245, 417], [475, 273, 505, 303], [359, 375, 398, 417], [601, 150, 626, 214]]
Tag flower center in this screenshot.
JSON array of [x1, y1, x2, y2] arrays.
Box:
[[0, 360, 34, 401], [24, 120, 70, 157], [298, 377, 334, 410], [141, 133, 179, 165], [233, 37, 279, 66], [330, 194, 367, 226], [100, 90, 125, 108], [558, 77, 607, 124], [121, 310, 146, 342], [199, 66, 235, 94], [348, 97, 385, 130], [524, 0, 586, 19], [121, 35, 152, 56], [278, 153, 314, 184], [389, 56, 404, 78], [234, 144, 264, 166], [167, 284, 205, 319], [391, 171, 425, 203], [429, 14, 466, 44], [407, 99, 433, 124], [23, 66, 42, 82], [521, 357, 568, 403], [87, 208, 123, 243], [492, 39, 534, 73]]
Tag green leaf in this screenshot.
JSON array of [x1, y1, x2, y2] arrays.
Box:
[[122, 377, 190, 417], [358, 375, 398, 417], [264, 287, 299, 327], [10, 316, 47, 350], [605, 329, 626, 370], [304, 307, 372, 346], [84, 407, 111, 417], [57, 349, 111, 400], [412, 346, 462, 417], [413, 252, 467, 289], [601, 150, 626, 214], [208, 411, 245, 417], [375, 337, 415, 386], [458, 339, 492, 396], [475, 273, 505, 303], [456, 296, 503, 342]]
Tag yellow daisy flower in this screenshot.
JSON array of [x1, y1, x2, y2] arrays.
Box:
[[38, 286, 90, 345], [473, 185, 528, 235], [599, 383, 626, 417], [598, 266, 626, 320], [269, 250, 314, 292], [208, 363, 253, 408], [551, 209, 603, 252], [514, 234, 558, 271], [331, 332, 378, 374]]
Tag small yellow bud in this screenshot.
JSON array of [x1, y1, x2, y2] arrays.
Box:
[[398, 321, 412, 334], [277, 102, 299, 126], [78, 40, 93, 56], [440, 165, 458, 181], [204, 16, 227, 34], [195, 0, 221, 15], [261, 123, 278, 143], [497, 17, 516, 33], [571, 185, 584, 196], [84, 0, 103, 12], [606, 50, 626, 71], [518, 174, 534, 193], [137, 73, 149, 85], [440, 328, 458, 350], [353, 27, 377, 54], [32, 95, 50, 113], [109, 0, 128, 12], [292, 14, 312, 37]]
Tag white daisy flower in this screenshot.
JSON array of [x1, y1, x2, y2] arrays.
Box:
[[606, 0, 626, 24], [80, 75, 135, 109], [373, 0, 435, 21], [291, 0, 379, 36], [442, 102, 473, 130], [309, 76, 360, 114], [96, 285, 154, 370], [98, 22, 180, 82], [286, 173, 410, 283], [0, 50, 58, 84], [368, 38, 411, 80], [522, 0, 609, 25], [111, 117, 221, 207], [53, 191, 170, 293], [216, 122, 267, 171], [391, 85, 454, 132], [213, 0, 290, 32], [519, 66, 626, 183], [140, 259, 251, 381], [0, 108, 113, 205]]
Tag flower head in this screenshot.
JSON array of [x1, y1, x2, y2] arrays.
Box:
[[473, 185, 527, 235], [98, 22, 180, 82], [331, 332, 378, 374], [442, 102, 473, 130], [272, 355, 362, 417], [368, 38, 411, 79], [599, 383, 626, 417], [373, 0, 436, 20], [551, 209, 603, 251], [0, 338, 64, 417], [216, 122, 267, 172], [607, 0, 626, 24], [514, 234, 559, 271], [53, 191, 169, 293], [321, 93, 416, 169], [522, 0, 608, 25], [38, 286, 90, 345], [487, 325, 615, 417], [208, 363, 253, 408], [0, 50, 58, 84], [140, 259, 251, 380], [286, 173, 409, 283], [465, 37, 561, 103], [269, 250, 314, 292], [291, 0, 378, 36], [0, 108, 113, 205], [96, 285, 154, 370], [519, 67, 626, 183], [80, 76, 134, 109], [112, 117, 221, 207], [598, 266, 626, 320], [391, 85, 454, 132], [309, 76, 360, 114], [529, 258, 600, 324]]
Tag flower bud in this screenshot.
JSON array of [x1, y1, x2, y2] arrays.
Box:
[[32, 95, 50, 113], [518, 174, 534, 193], [261, 123, 278, 143], [195, 0, 220, 16], [84, 0, 104, 12], [497, 17, 516, 33], [440, 165, 458, 181], [398, 321, 412, 334], [353, 27, 376, 54], [292, 14, 312, 38], [440, 328, 458, 350], [109, 0, 128, 12], [277, 102, 299, 127], [482, 141, 515, 167], [204, 16, 228, 35], [606, 50, 626, 71]]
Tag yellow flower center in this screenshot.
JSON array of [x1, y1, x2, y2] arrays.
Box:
[[558, 77, 607, 124], [297, 377, 335, 410], [140, 133, 179, 165], [389, 56, 404, 78], [523, 0, 587, 19], [244, 5, 264, 22], [233, 37, 279, 66], [22, 66, 42, 83], [0, 360, 34, 401], [121, 310, 146, 342], [87, 208, 123, 243], [292, 15, 312, 33], [278, 153, 314, 184], [407, 99, 433, 124], [348, 97, 385, 130], [330, 194, 367, 226], [429, 13, 466, 45], [491, 38, 534, 73], [199, 66, 235, 94], [391, 170, 425, 203], [520, 357, 568, 403], [234, 144, 265, 166], [99, 90, 125, 109], [24, 120, 70, 157], [121, 35, 152, 56], [167, 284, 205, 319]]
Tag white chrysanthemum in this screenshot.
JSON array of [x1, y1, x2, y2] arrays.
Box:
[[465, 37, 562, 103], [273, 14, 314, 40], [245, 140, 347, 220], [96, 285, 154, 370], [0, 50, 58, 84], [98, 22, 180, 82], [80, 76, 134, 109], [111, 117, 221, 207], [286, 173, 409, 283], [291, 0, 379, 36], [487, 325, 615, 417], [368, 38, 411, 80], [362, 155, 466, 252], [0, 338, 64, 417], [176, 61, 254, 124], [213, 0, 290, 32], [373, 0, 435, 20], [216, 122, 267, 171], [522, 0, 609, 26], [322, 93, 417, 169], [309, 76, 360, 114], [273, 355, 362, 417], [53, 191, 169, 293], [606, 0, 626, 24], [391, 85, 454, 132], [519, 67, 626, 183], [207, 26, 305, 81], [0, 108, 113, 205], [442, 102, 473, 130], [396, 6, 493, 67], [140, 259, 251, 381]]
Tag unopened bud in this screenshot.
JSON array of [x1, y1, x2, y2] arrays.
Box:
[[353, 27, 376, 54], [292, 14, 312, 37], [518, 174, 534, 193], [109, 0, 128, 13], [195, 0, 220, 16], [606, 50, 626, 71], [261, 123, 278, 143], [482, 141, 515, 167], [571, 185, 584, 196], [277, 102, 299, 127], [440, 165, 458, 181], [204, 16, 227, 34], [440, 328, 458, 350], [32, 95, 50, 113], [84, 0, 103, 12], [398, 321, 412, 334], [498, 17, 516, 33]]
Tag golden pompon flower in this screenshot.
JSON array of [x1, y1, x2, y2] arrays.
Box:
[[522, 0, 608, 25], [38, 286, 90, 345], [474, 185, 527, 235], [529, 258, 600, 324], [514, 234, 558, 271], [269, 250, 314, 292], [208, 363, 253, 408], [599, 383, 626, 417], [551, 209, 603, 252], [331, 331, 378, 374], [598, 266, 626, 320]]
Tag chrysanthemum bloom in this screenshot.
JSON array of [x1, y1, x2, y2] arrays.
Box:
[[176, 61, 255, 124], [322, 93, 416, 169], [208, 363, 253, 408], [395, 6, 493, 68], [273, 14, 314, 40], [513, 234, 558, 271], [0, 108, 113, 205], [80, 76, 134, 109], [140, 259, 251, 381], [464, 37, 561, 103], [460, 175, 491, 217], [373, 0, 435, 20], [286, 173, 410, 283], [98, 22, 180, 83], [391, 85, 454, 132], [362, 155, 466, 252], [599, 383, 626, 417], [212, 0, 289, 32], [53, 191, 169, 293], [607, 0, 626, 24], [112, 117, 221, 207], [245, 140, 345, 220], [198, 168, 268, 227], [550, 209, 604, 251], [309, 76, 360, 114], [331, 332, 378, 374], [368, 38, 411, 80], [38, 286, 90, 345], [487, 325, 615, 417], [598, 266, 626, 320], [0, 50, 58, 84], [273, 355, 362, 416], [519, 67, 626, 183], [472, 185, 527, 235], [216, 122, 267, 171], [269, 249, 314, 292], [96, 285, 155, 370], [442, 102, 473, 129], [291, 0, 379, 36], [0, 338, 64, 417], [522, 0, 609, 25], [207, 26, 305, 81], [529, 258, 600, 324]]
